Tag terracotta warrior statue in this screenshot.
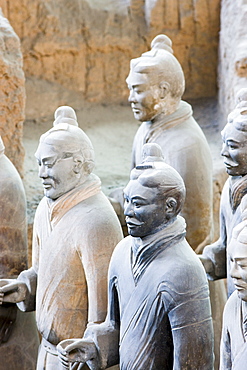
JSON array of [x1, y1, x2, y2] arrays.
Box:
[[111, 34, 213, 250], [0, 106, 123, 369], [200, 90, 247, 296], [0, 136, 39, 369], [57, 143, 214, 370], [109, 33, 224, 367], [220, 219, 247, 369]]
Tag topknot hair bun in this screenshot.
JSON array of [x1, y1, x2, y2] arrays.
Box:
[[227, 88, 247, 124], [53, 106, 78, 127], [150, 34, 173, 54], [142, 143, 164, 162]]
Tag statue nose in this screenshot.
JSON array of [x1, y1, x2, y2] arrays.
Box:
[[221, 143, 229, 157], [38, 164, 48, 178], [230, 262, 241, 280], [124, 202, 135, 217], [128, 90, 136, 103]]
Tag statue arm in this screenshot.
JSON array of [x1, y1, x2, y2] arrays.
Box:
[[57, 323, 119, 370], [219, 324, 232, 370], [16, 267, 37, 312], [84, 321, 119, 369], [57, 276, 120, 369], [0, 228, 39, 309], [166, 291, 214, 369], [83, 274, 120, 369], [199, 203, 227, 280], [78, 216, 122, 324], [57, 338, 99, 370], [80, 241, 111, 324], [0, 209, 40, 309], [15, 222, 40, 312], [200, 238, 227, 280], [0, 223, 39, 308], [219, 294, 236, 370]]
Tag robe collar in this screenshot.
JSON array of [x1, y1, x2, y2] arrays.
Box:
[[46, 173, 101, 228], [144, 100, 192, 143], [131, 215, 186, 283]]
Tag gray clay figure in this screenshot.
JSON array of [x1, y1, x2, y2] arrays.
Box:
[[57, 143, 214, 370], [116, 34, 214, 250], [220, 219, 247, 369], [201, 89, 247, 296]]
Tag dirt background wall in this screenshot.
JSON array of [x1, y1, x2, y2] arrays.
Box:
[[0, 11, 25, 175], [218, 0, 247, 125], [0, 0, 221, 119]]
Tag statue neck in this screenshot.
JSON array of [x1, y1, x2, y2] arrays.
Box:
[[150, 101, 181, 125]]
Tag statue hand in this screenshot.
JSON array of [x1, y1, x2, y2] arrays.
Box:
[[198, 255, 214, 274], [57, 338, 98, 369], [0, 279, 27, 304]]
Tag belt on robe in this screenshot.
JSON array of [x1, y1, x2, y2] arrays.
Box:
[[41, 337, 58, 356]]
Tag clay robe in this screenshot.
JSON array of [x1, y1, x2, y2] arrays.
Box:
[[131, 99, 213, 249]]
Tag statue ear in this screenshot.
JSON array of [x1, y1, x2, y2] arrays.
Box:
[[165, 197, 177, 217], [73, 156, 83, 174], [159, 82, 170, 99]]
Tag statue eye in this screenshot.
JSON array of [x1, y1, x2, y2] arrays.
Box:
[[133, 86, 145, 94], [227, 141, 239, 149], [133, 201, 142, 208], [237, 261, 247, 269], [44, 163, 53, 168]]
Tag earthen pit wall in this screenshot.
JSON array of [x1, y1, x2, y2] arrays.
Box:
[[0, 0, 220, 107], [218, 0, 247, 127]]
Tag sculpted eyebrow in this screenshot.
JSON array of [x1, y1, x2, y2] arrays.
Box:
[[130, 84, 145, 89], [43, 157, 55, 162], [131, 196, 147, 201], [41, 156, 57, 164], [226, 139, 240, 143]]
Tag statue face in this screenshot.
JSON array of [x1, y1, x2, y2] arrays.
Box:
[[229, 238, 247, 301], [126, 70, 162, 122], [35, 142, 81, 200], [123, 179, 169, 238], [221, 123, 247, 176]]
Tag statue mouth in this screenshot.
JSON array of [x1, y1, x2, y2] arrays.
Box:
[[131, 106, 141, 113], [234, 282, 247, 291], [223, 161, 238, 169], [125, 218, 144, 227], [42, 182, 53, 189]]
